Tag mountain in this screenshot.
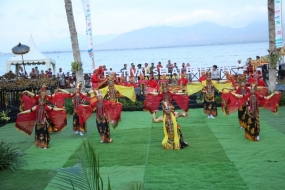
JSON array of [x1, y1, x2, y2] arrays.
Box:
[[94, 21, 270, 50], [37, 34, 118, 52]]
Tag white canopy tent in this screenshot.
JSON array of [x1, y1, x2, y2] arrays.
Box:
[[6, 35, 56, 74]]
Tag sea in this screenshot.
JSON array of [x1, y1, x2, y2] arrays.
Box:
[[0, 42, 269, 76]]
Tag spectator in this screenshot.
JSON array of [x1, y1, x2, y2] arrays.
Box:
[[157, 61, 163, 78], [136, 64, 143, 81], [29, 68, 37, 78], [150, 63, 155, 74], [198, 71, 207, 82], [237, 59, 246, 75], [166, 60, 173, 75], [18, 66, 26, 77], [35, 66, 40, 76], [262, 63, 268, 82], [130, 64, 136, 78], [57, 68, 65, 87], [143, 63, 150, 76], [120, 64, 127, 74], [211, 65, 220, 80], [47, 68, 53, 76]]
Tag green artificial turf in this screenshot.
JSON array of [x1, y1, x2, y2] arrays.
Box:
[[0, 108, 285, 190]]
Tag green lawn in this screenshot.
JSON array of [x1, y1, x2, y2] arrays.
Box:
[[1, 107, 285, 190]]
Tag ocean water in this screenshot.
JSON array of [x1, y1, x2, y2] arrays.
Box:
[[0, 42, 269, 76]]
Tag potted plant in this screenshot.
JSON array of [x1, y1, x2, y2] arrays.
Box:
[[0, 109, 11, 125]]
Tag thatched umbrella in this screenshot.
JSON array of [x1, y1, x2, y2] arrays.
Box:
[[12, 42, 30, 75]]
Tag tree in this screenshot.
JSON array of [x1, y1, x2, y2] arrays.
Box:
[[64, 0, 83, 87], [268, 0, 277, 92]]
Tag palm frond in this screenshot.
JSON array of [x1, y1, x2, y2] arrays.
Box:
[[51, 140, 109, 190]]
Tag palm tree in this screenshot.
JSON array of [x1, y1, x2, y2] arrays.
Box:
[[268, 0, 277, 92], [64, 0, 84, 86]]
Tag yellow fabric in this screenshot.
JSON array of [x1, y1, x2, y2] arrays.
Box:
[[114, 85, 136, 102], [186, 82, 204, 96], [100, 86, 109, 98], [89, 91, 97, 104], [162, 113, 180, 149], [212, 81, 233, 92]]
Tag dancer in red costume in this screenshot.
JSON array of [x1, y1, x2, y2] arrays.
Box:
[[16, 85, 66, 148]]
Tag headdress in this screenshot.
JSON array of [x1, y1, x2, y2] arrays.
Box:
[[162, 101, 171, 111], [40, 85, 47, 92], [206, 71, 212, 79], [237, 74, 246, 84], [76, 82, 82, 89], [95, 89, 102, 97], [250, 83, 257, 91]]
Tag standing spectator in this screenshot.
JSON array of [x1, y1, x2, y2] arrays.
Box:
[[35, 66, 40, 76], [186, 63, 191, 81], [29, 68, 37, 78], [262, 63, 268, 83], [18, 66, 26, 77], [120, 64, 128, 75], [136, 64, 143, 81], [48, 68, 53, 76], [211, 65, 220, 80], [237, 59, 246, 75], [130, 64, 136, 79], [157, 62, 163, 79], [181, 63, 186, 74], [57, 68, 65, 87], [166, 60, 173, 75], [143, 63, 150, 76], [150, 63, 155, 74]]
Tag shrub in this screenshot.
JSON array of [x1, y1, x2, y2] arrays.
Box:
[[279, 92, 285, 106], [0, 140, 24, 171], [119, 98, 144, 111], [64, 98, 74, 115]]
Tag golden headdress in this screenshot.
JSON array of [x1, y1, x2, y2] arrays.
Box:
[[206, 71, 212, 79], [95, 89, 102, 97], [40, 85, 47, 92], [76, 82, 82, 89]]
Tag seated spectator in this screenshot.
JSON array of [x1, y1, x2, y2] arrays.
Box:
[[146, 74, 158, 88], [198, 72, 207, 82], [119, 76, 128, 86], [178, 73, 189, 86]]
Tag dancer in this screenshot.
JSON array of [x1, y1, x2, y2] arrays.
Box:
[[16, 85, 66, 148], [161, 102, 188, 150], [202, 72, 217, 118], [224, 84, 281, 141], [21, 86, 60, 132], [77, 90, 123, 143], [235, 80, 250, 128], [144, 83, 189, 114]]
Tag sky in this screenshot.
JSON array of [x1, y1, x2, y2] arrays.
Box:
[[0, 0, 281, 52]]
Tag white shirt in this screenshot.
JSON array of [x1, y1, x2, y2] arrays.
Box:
[[237, 63, 246, 75], [211, 69, 220, 79]]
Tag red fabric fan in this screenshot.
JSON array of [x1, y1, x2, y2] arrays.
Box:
[[21, 94, 36, 110], [105, 102, 123, 128], [78, 105, 94, 126], [172, 94, 189, 112], [143, 94, 162, 113]]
